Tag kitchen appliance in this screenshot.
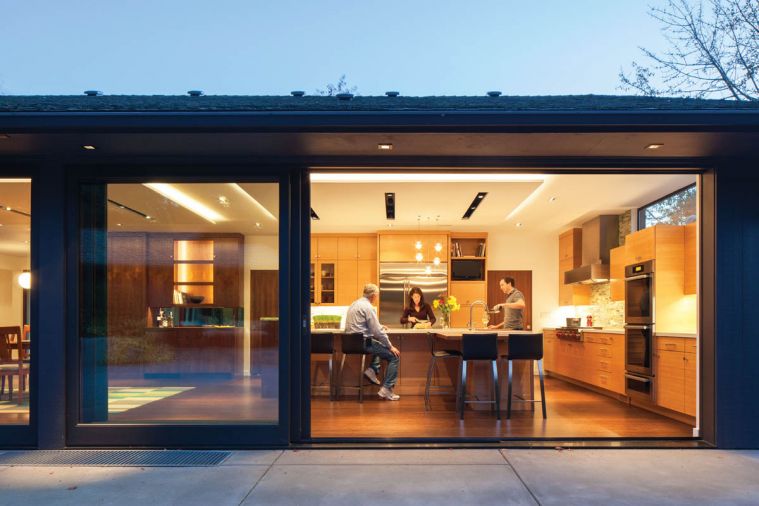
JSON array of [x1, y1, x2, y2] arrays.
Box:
[[564, 215, 620, 285], [379, 262, 448, 328], [450, 259, 484, 281], [625, 260, 655, 325], [565, 317, 581, 327], [624, 259, 656, 401], [555, 326, 602, 342]]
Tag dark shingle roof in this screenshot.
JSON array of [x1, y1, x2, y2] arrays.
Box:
[[1, 94, 758, 113]]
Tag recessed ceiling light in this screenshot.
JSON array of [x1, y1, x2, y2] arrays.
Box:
[[549, 196, 557, 203], [82, 145, 96, 150], [646, 144, 664, 150], [144, 215, 152, 220], [516, 222, 524, 228], [5, 207, 11, 211], [255, 222, 262, 228], [378, 143, 393, 151], [116, 223, 123, 227], [218, 195, 230, 207]]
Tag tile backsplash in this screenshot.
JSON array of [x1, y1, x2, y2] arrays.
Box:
[[589, 283, 624, 328]]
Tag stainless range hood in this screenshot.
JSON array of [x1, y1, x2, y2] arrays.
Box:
[[564, 215, 619, 285]]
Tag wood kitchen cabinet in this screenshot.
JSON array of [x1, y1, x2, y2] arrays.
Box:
[[655, 335, 697, 416], [108, 233, 147, 336], [684, 222, 697, 295], [558, 229, 590, 306], [312, 234, 377, 306], [545, 331, 625, 396], [212, 237, 243, 308], [147, 235, 174, 307], [336, 259, 358, 305], [609, 245, 626, 302], [378, 233, 448, 262]]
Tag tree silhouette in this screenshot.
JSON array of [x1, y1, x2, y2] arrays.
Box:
[[620, 0, 758, 100], [316, 75, 358, 96]]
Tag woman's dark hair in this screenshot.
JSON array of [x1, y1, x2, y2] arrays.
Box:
[[408, 287, 426, 308]]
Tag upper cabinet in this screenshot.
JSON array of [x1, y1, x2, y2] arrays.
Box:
[[684, 222, 697, 295], [357, 236, 377, 260], [312, 234, 377, 306], [609, 245, 626, 302], [624, 226, 655, 265], [558, 228, 590, 306], [379, 233, 448, 262]]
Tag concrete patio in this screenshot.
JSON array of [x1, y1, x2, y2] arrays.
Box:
[[0, 449, 757, 505]]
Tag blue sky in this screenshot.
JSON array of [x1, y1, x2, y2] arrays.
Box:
[[0, 0, 668, 96]]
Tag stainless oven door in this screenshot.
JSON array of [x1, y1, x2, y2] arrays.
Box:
[[625, 273, 654, 324], [625, 373, 654, 402], [625, 324, 653, 376]]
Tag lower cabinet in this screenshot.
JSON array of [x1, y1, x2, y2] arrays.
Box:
[[543, 331, 625, 396], [655, 336, 697, 416]]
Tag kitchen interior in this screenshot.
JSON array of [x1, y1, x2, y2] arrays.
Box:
[[309, 171, 699, 439], [0, 180, 31, 425]]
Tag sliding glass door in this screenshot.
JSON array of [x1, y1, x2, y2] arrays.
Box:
[[68, 167, 300, 446]]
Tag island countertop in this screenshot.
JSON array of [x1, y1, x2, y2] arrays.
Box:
[[312, 328, 535, 337]]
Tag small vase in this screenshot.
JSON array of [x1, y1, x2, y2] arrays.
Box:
[[441, 314, 450, 329]]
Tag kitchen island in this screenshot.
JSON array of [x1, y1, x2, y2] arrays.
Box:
[[311, 328, 536, 410]]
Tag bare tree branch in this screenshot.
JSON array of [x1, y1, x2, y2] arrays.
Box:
[[620, 0, 758, 100]]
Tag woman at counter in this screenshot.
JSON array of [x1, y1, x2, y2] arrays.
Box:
[[400, 287, 437, 328]]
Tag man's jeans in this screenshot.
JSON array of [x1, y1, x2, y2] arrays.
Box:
[[365, 339, 399, 389]]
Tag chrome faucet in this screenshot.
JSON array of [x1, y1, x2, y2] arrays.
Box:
[[468, 300, 490, 330]]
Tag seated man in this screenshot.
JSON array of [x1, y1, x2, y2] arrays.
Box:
[[344, 283, 401, 400]]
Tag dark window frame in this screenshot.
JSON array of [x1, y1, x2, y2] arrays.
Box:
[[637, 183, 697, 230]]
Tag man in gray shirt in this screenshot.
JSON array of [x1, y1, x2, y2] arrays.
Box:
[[344, 283, 402, 400], [488, 276, 526, 330]]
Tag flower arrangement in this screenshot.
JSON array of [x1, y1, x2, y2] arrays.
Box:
[[433, 294, 461, 328]]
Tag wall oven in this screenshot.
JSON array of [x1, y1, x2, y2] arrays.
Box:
[[624, 260, 655, 402], [625, 260, 654, 325]]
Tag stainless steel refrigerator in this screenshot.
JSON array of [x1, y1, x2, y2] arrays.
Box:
[[379, 262, 448, 328]]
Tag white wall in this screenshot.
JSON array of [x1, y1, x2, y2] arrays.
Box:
[[484, 228, 561, 330], [243, 235, 279, 375], [0, 253, 29, 329]]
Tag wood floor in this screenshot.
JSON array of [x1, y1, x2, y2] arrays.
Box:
[[311, 376, 694, 439]]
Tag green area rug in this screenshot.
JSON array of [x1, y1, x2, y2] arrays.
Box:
[[0, 386, 194, 415]]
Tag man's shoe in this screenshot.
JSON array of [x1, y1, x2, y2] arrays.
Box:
[[364, 368, 381, 385], [378, 386, 400, 401]]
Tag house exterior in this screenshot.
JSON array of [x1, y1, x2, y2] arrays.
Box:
[[0, 94, 757, 449]]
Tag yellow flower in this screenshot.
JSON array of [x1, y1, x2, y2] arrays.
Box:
[[448, 295, 458, 305], [433, 300, 439, 309], [454, 303, 461, 311]]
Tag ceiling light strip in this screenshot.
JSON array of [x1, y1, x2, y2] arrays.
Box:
[[229, 184, 277, 221], [108, 199, 151, 220], [143, 183, 225, 224], [310, 173, 544, 183], [462, 192, 487, 220]]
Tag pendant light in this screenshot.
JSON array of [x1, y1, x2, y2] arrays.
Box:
[[432, 215, 442, 266], [414, 215, 423, 261]]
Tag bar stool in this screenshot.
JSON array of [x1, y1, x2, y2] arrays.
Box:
[[501, 333, 547, 419], [424, 332, 462, 410], [311, 332, 336, 400], [338, 333, 371, 403], [458, 333, 500, 420]]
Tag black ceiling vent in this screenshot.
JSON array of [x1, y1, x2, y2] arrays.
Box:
[[462, 192, 487, 219], [385, 91, 400, 97], [336, 93, 354, 101], [310, 208, 320, 220], [291, 90, 305, 97], [83, 90, 102, 96], [385, 193, 395, 220], [187, 90, 204, 97]]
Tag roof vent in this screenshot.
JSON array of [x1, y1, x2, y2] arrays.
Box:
[[187, 90, 204, 97], [84, 90, 102, 97], [385, 91, 400, 97], [487, 91, 502, 97], [336, 93, 354, 101], [291, 90, 305, 97]]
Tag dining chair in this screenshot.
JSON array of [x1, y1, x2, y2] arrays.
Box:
[[0, 326, 28, 404]]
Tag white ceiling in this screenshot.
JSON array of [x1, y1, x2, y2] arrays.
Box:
[[311, 173, 697, 234], [107, 183, 279, 234], [0, 180, 31, 257]]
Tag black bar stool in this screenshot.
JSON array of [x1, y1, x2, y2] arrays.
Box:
[[424, 332, 462, 410], [458, 333, 500, 420], [338, 333, 371, 403], [501, 333, 547, 419], [311, 332, 336, 400]]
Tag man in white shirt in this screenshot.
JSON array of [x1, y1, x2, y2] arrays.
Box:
[[344, 283, 402, 400]]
